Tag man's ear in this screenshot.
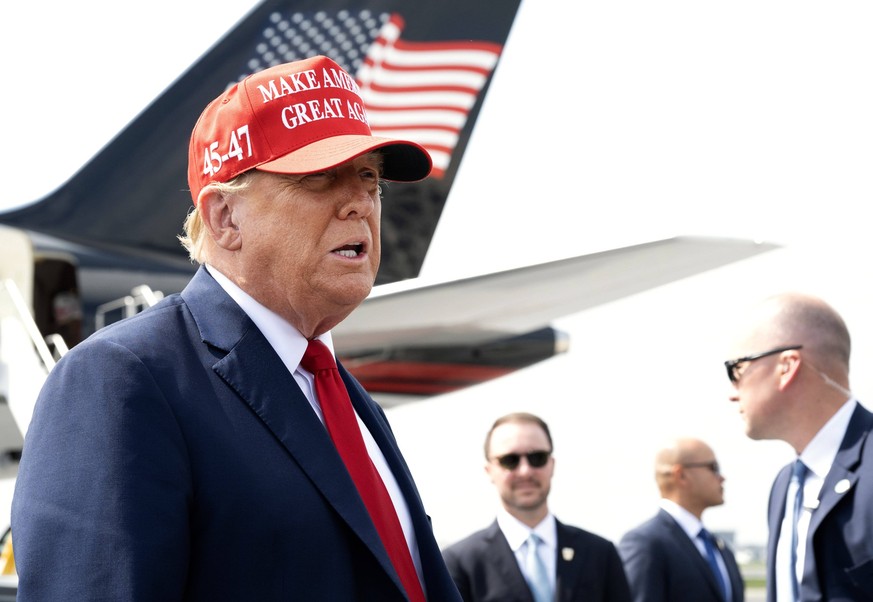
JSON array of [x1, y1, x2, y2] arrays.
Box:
[[198, 187, 242, 251], [484, 461, 498, 485], [778, 350, 802, 390]]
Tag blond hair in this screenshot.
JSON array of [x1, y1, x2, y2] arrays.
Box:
[[178, 175, 251, 264]]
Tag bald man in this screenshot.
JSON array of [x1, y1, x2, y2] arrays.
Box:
[[726, 292, 873, 601], [618, 438, 745, 602]]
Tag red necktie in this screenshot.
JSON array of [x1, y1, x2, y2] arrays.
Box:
[[301, 339, 426, 602]]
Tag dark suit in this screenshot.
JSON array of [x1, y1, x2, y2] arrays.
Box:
[[765, 402, 873, 602], [618, 509, 744, 602], [11, 267, 462, 601], [442, 518, 631, 602]]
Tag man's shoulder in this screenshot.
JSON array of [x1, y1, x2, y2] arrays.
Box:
[[616, 513, 693, 564], [75, 293, 189, 350], [628, 510, 676, 533], [839, 402, 873, 466], [618, 512, 680, 547], [854, 402, 873, 434]]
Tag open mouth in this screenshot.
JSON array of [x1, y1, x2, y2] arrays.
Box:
[[333, 243, 364, 258]]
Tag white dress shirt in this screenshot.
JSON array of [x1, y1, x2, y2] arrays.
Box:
[[497, 508, 558, 593], [774, 398, 855, 602], [205, 265, 423, 581]]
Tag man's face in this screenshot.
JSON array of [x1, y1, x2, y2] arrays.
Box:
[[231, 153, 382, 328], [680, 448, 726, 511], [725, 300, 801, 442], [485, 421, 554, 515], [727, 338, 792, 442]]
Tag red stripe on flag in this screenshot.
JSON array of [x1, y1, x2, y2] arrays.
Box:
[[356, 13, 503, 177]]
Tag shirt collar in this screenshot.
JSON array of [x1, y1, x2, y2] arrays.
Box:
[[205, 264, 335, 373], [659, 498, 703, 540], [496, 507, 556, 551], [800, 398, 857, 479]]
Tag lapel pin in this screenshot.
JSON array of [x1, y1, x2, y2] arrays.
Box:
[[835, 479, 851, 494], [562, 547, 575, 561]]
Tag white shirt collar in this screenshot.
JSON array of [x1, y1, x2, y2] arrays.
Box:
[[204, 264, 335, 373], [496, 507, 557, 551], [659, 498, 704, 540], [800, 398, 857, 479]]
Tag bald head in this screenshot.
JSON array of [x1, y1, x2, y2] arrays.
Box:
[[741, 293, 851, 373], [655, 438, 714, 492], [654, 437, 724, 519], [728, 292, 853, 452]]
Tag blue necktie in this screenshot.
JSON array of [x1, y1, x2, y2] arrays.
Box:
[[790, 460, 808, 602], [524, 533, 552, 602], [698, 528, 728, 601]]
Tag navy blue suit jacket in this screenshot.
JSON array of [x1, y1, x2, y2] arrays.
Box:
[[618, 509, 744, 602], [11, 267, 462, 601], [442, 518, 632, 602], [765, 402, 873, 602]]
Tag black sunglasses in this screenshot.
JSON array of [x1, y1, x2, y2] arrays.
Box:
[[724, 345, 803, 383], [682, 461, 721, 474], [492, 451, 551, 471]]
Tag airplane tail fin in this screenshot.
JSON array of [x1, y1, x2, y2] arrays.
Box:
[[0, 0, 523, 285]]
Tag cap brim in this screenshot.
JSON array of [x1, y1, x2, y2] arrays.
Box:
[[257, 134, 432, 182]]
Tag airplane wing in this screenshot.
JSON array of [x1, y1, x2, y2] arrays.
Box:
[[0, 0, 777, 416], [337, 236, 778, 405], [0, 0, 798, 593]]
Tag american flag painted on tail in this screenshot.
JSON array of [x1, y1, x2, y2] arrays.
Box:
[[5, 0, 522, 287], [238, 10, 503, 179], [357, 15, 502, 178]]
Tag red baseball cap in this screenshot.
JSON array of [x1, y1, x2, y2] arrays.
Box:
[[187, 55, 432, 204]]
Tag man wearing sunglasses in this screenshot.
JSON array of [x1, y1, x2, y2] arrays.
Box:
[[441, 412, 631, 601], [618, 437, 745, 601], [726, 292, 873, 601]]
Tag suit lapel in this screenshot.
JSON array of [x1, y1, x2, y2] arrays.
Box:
[[714, 534, 744, 602], [340, 363, 420, 514], [767, 464, 791, 596], [809, 404, 870, 535], [554, 519, 610, 599], [554, 521, 578, 597], [658, 511, 727, 600], [181, 268, 396, 583], [712, 532, 743, 602], [487, 522, 535, 601], [339, 361, 451, 586], [802, 404, 871, 598], [768, 404, 872, 601]]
